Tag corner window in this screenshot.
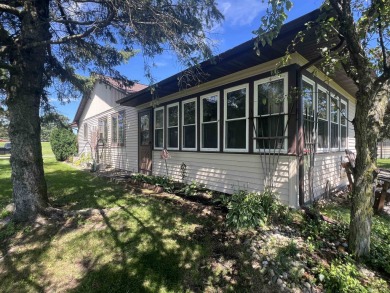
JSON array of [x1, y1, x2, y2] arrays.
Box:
[[167, 103, 179, 150], [112, 111, 125, 146], [83, 123, 88, 140], [317, 87, 329, 150], [330, 96, 339, 149], [98, 117, 108, 143], [254, 74, 288, 151], [154, 107, 164, 149], [340, 100, 348, 149], [182, 99, 197, 150], [200, 92, 219, 151], [224, 84, 249, 151]]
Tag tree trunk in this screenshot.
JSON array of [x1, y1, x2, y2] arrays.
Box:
[[349, 88, 388, 258], [5, 1, 50, 222]]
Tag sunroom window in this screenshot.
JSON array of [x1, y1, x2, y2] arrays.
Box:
[[330, 96, 339, 149], [340, 100, 348, 149], [317, 88, 329, 150], [254, 74, 287, 150], [98, 117, 108, 143], [167, 103, 179, 149], [154, 107, 164, 149], [111, 111, 125, 146], [224, 85, 248, 151], [201, 92, 219, 151], [182, 99, 197, 150], [302, 78, 315, 147]]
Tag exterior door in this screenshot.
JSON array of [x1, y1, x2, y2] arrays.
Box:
[[139, 110, 153, 175]]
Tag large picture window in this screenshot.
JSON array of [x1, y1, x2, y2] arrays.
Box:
[[111, 111, 125, 146], [254, 74, 287, 150], [317, 87, 329, 150], [154, 107, 164, 149], [224, 84, 248, 151], [201, 92, 219, 151], [98, 117, 108, 143], [167, 103, 179, 149], [182, 99, 197, 150]]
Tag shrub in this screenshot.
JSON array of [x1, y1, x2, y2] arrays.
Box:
[[50, 127, 77, 161], [222, 189, 280, 229]]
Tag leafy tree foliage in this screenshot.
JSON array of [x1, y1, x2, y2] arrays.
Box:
[[256, 1, 390, 258], [0, 1, 222, 221], [41, 113, 70, 142], [50, 127, 77, 161]]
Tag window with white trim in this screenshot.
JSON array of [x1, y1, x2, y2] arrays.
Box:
[[98, 117, 108, 143], [224, 84, 249, 151], [200, 92, 219, 151], [83, 123, 88, 140], [340, 100, 348, 149], [167, 103, 179, 149], [302, 78, 315, 146], [111, 111, 125, 146], [182, 99, 197, 150], [330, 96, 339, 149], [317, 87, 329, 150], [154, 107, 164, 149], [254, 74, 288, 151]]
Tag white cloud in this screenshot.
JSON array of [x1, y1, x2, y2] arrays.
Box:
[[218, 0, 267, 26]]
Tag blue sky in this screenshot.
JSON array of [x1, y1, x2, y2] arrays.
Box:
[[53, 1, 322, 121]]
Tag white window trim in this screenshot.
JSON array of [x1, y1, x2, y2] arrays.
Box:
[[330, 95, 340, 151], [182, 98, 197, 151], [340, 99, 348, 149], [200, 92, 220, 152], [253, 73, 288, 152], [223, 84, 249, 152], [302, 76, 316, 117], [167, 103, 179, 150], [154, 106, 164, 150], [317, 84, 329, 153]]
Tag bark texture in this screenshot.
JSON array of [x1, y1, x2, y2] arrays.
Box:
[[5, 1, 50, 222]]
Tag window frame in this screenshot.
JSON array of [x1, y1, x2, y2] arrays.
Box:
[[167, 103, 179, 150], [253, 73, 288, 152], [111, 111, 126, 147], [98, 116, 108, 143], [316, 85, 329, 152], [340, 99, 348, 150], [182, 98, 197, 151], [223, 84, 249, 152], [200, 92, 220, 152], [154, 106, 164, 150], [330, 95, 340, 151], [83, 123, 88, 141]]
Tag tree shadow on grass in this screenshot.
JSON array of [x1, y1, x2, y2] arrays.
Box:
[[1, 166, 265, 292]]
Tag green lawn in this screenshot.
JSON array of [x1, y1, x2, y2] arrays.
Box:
[[378, 158, 390, 170], [0, 151, 261, 292]]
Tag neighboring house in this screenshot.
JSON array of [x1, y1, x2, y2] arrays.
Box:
[[73, 77, 147, 172], [74, 10, 358, 207], [378, 140, 390, 159]]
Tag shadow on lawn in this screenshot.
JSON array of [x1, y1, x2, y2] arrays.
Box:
[[1, 166, 262, 292]]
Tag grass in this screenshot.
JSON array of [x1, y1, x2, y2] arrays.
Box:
[[0, 148, 262, 292], [378, 159, 390, 170]]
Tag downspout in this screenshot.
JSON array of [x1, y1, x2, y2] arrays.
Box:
[[296, 38, 345, 206]]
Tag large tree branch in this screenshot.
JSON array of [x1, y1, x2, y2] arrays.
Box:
[[378, 13, 388, 71], [0, 3, 22, 17]]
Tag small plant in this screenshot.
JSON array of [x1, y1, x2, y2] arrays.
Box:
[[180, 180, 202, 197], [320, 258, 366, 293]]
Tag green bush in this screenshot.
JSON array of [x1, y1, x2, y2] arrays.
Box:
[[50, 127, 77, 161], [222, 189, 280, 229], [320, 258, 366, 293]]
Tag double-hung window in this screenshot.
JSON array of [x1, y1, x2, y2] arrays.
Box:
[[98, 117, 108, 143], [254, 74, 287, 151], [302, 78, 315, 146], [167, 103, 179, 150], [200, 92, 219, 151], [182, 98, 197, 150], [224, 84, 249, 152], [340, 100, 348, 149], [330, 96, 339, 149], [111, 111, 125, 146], [154, 107, 164, 149], [317, 87, 329, 150]]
